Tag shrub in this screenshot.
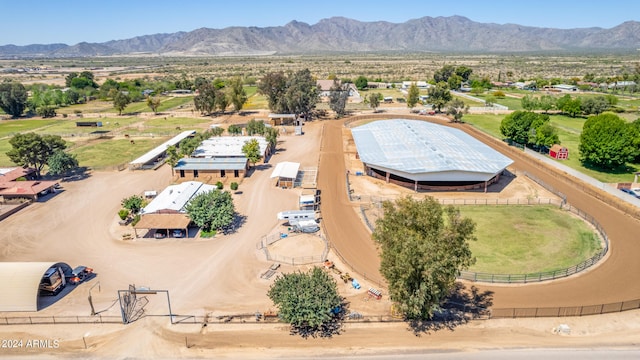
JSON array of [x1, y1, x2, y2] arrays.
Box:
[[230, 182, 239, 191], [131, 214, 141, 226], [118, 209, 130, 220], [216, 181, 224, 190]]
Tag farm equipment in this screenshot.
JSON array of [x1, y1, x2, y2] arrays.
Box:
[[340, 273, 353, 283], [367, 287, 383, 300]]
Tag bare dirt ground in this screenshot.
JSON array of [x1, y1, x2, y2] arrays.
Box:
[[1, 113, 640, 358]]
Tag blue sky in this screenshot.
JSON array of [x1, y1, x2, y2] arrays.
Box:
[[2, 0, 638, 45]]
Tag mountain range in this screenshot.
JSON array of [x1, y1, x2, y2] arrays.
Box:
[[1, 16, 639, 58]]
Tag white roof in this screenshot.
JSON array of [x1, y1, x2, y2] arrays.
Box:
[[299, 194, 315, 204], [270, 162, 300, 179], [0, 167, 17, 175], [141, 181, 216, 214], [192, 136, 269, 158], [0, 262, 71, 312], [129, 130, 196, 165], [351, 120, 513, 182]]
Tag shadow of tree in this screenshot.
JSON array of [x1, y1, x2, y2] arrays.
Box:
[[289, 300, 350, 339], [407, 283, 494, 336], [221, 213, 247, 235]]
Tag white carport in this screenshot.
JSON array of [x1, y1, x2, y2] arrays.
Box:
[[270, 161, 300, 188], [0, 262, 72, 312]]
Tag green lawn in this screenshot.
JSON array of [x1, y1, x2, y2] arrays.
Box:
[[464, 113, 640, 183], [70, 137, 168, 169], [0, 119, 61, 138], [0, 140, 13, 166], [32, 117, 141, 136], [460, 205, 602, 274]]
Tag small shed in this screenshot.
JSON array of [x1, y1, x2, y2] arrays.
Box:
[[270, 162, 300, 189], [549, 144, 569, 160]]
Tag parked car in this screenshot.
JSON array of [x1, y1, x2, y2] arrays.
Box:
[[629, 188, 640, 198], [172, 229, 185, 238], [154, 230, 167, 239], [69, 266, 93, 285]]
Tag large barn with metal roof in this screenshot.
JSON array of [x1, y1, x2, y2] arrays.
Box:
[[351, 119, 513, 191]]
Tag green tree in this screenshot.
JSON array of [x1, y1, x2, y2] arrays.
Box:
[[227, 124, 242, 135], [284, 69, 319, 121], [580, 96, 609, 115], [373, 196, 476, 320], [484, 96, 496, 108], [36, 105, 56, 118], [531, 122, 560, 148], [227, 76, 248, 112], [47, 150, 79, 176], [521, 94, 539, 111], [242, 138, 261, 166], [6, 133, 66, 177], [329, 81, 348, 118], [500, 111, 552, 145], [579, 113, 635, 170], [210, 126, 224, 137], [246, 119, 266, 136], [446, 98, 469, 122], [354, 75, 368, 90], [121, 195, 144, 215], [427, 82, 452, 112], [111, 90, 131, 115], [257, 71, 288, 112], [406, 83, 420, 109], [265, 126, 279, 150], [267, 267, 343, 337], [146, 96, 162, 114], [185, 190, 235, 232], [165, 145, 181, 175], [433, 65, 455, 84], [215, 89, 230, 113], [0, 81, 28, 117], [194, 82, 217, 115], [455, 66, 473, 82], [538, 95, 555, 113], [368, 92, 381, 112], [556, 94, 581, 117]]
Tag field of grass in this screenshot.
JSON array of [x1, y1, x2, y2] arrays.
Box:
[[0, 119, 60, 138], [31, 117, 141, 136], [0, 141, 12, 166], [70, 137, 168, 169], [464, 113, 639, 183], [459, 205, 602, 274]]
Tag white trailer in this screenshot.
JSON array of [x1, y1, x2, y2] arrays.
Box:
[[277, 210, 317, 221], [291, 219, 320, 233]]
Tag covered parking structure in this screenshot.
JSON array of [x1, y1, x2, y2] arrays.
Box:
[[0, 262, 72, 312], [133, 213, 191, 238], [351, 119, 513, 192], [128, 130, 196, 170], [270, 161, 300, 189]]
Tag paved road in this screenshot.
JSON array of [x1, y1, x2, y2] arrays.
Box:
[[319, 115, 640, 309]]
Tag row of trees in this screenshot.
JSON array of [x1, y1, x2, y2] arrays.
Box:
[[257, 69, 319, 120], [579, 113, 640, 170], [500, 111, 560, 148], [521, 94, 619, 117], [501, 110, 640, 171], [193, 77, 248, 115]]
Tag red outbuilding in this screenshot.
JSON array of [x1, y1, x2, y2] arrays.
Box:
[[549, 144, 569, 160]]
